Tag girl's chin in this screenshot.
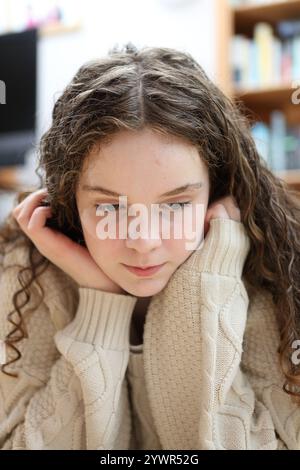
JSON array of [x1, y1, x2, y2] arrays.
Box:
[[121, 280, 167, 298]]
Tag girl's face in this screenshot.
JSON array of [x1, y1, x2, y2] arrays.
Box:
[[76, 127, 210, 297]]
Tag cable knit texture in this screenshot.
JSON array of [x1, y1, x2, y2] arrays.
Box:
[[0, 218, 298, 449]]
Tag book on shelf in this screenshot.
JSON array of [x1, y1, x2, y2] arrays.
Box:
[[251, 110, 300, 171], [230, 0, 290, 6], [231, 20, 300, 89]]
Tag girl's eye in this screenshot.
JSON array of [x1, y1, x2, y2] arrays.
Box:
[[95, 203, 125, 212], [95, 201, 192, 212], [160, 201, 192, 211]]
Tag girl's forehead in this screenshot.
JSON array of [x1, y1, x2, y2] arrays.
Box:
[[83, 143, 204, 174], [79, 149, 208, 198], [86, 128, 198, 158]]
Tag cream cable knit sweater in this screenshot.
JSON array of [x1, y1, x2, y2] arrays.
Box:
[[0, 218, 299, 450]]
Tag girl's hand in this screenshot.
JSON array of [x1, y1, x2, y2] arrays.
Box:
[[12, 188, 125, 294], [204, 195, 241, 237]]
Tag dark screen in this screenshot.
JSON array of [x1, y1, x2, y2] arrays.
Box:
[[0, 28, 37, 134]]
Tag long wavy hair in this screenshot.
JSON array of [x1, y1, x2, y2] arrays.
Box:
[[0, 43, 300, 401]]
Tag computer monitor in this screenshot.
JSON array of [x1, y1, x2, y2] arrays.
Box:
[[0, 28, 37, 166]]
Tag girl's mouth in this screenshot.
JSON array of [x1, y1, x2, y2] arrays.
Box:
[[122, 263, 166, 277]]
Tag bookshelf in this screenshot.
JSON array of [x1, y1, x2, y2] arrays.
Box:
[[234, 0, 300, 35], [217, 0, 300, 191]]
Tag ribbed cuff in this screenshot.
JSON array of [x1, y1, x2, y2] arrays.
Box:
[[62, 288, 138, 350], [182, 218, 250, 277]]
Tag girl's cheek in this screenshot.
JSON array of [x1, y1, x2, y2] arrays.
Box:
[[171, 210, 204, 244]]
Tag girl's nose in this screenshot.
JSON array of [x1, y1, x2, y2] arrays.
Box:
[[125, 216, 162, 253]]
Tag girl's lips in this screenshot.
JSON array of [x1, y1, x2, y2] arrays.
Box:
[[123, 263, 165, 277]]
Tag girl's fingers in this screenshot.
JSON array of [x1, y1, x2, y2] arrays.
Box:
[[13, 188, 48, 213], [221, 196, 241, 220], [207, 203, 229, 222], [13, 189, 48, 226], [27, 206, 52, 232], [203, 204, 230, 237], [205, 196, 241, 224]]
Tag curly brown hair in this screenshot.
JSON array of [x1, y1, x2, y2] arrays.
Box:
[[0, 42, 300, 401]]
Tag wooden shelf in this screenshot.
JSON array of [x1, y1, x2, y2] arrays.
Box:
[[234, 83, 295, 107], [234, 0, 300, 35], [275, 169, 300, 190], [233, 83, 300, 124], [38, 21, 81, 38], [275, 169, 300, 183], [0, 22, 81, 38], [0, 166, 23, 191]]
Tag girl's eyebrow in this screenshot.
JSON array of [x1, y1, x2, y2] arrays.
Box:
[[82, 182, 203, 198]]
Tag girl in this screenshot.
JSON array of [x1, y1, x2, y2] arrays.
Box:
[[0, 43, 300, 450]]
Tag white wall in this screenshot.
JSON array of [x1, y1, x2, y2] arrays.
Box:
[[37, 0, 217, 139]]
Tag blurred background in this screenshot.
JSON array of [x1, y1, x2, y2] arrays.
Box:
[[0, 0, 300, 225]]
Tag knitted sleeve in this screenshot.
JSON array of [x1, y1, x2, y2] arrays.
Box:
[[143, 218, 297, 450], [0, 279, 137, 449]]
